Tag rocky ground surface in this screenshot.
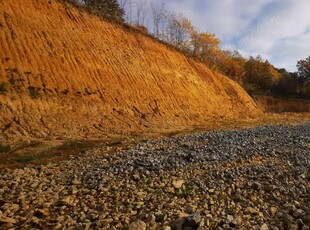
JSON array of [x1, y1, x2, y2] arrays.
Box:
[[0, 124, 310, 230]]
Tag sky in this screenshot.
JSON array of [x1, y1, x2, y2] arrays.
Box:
[[163, 0, 310, 72], [125, 0, 310, 72]]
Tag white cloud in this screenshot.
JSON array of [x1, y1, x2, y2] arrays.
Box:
[[232, 0, 310, 71], [136, 0, 310, 71], [270, 31, 310, 71], [164, 0, 310, 71]]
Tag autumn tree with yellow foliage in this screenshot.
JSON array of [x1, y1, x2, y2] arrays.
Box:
[[243, 56, 281, 94]]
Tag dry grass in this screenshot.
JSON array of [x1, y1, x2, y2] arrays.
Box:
[[0, 113, 308, 169]]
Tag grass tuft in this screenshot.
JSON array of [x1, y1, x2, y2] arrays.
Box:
[[0, 82, 8, 94], [28, 86, 40, 99], [17, 155, 36, 163], [0, 144, 11, 153]]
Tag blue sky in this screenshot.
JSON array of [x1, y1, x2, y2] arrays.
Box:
[[164, 0, 310, 72], [123, 0, 310, 72]]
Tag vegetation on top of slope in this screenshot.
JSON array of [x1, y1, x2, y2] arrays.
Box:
[[62, 0, 124, 22]]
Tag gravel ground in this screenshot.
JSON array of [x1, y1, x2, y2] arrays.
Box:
[[0, 124, 309, 229]]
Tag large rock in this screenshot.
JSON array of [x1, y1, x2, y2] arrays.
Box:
[[170, 213, 203, 230], [129, 220, 147, 230]]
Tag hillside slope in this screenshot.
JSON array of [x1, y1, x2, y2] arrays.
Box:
[[0, 0, 261, 143]]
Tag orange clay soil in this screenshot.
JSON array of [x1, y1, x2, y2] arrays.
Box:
[[0, 0, 263, 145]]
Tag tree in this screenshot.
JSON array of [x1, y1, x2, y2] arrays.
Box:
[[82, 0, 125, 22], [166, 14, 193, 51], [220, 50, 246, 83], [135, 0, 148, 26], [118, 0, 128, 9], [244, 56, 280, 93], [297, 56, 310, 84], [273, 70, 299, 96], [296, 56, 310, 97], [150, 2, 167, 38], [190, 30, 221, 68], [119, 0, 134, 23]]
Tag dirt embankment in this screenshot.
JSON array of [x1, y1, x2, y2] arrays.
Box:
[[0, 0, 261, 144], [255, 95, 310, 113]]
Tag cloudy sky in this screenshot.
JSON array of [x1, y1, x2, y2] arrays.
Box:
[[125, 0, 310, 72], [164, 0, 310, 71]]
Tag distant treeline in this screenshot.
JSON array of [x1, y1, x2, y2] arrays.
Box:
[[63, 0, 310, 99]]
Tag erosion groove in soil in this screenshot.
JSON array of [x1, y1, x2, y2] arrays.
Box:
[[0, 0, 260, 144]]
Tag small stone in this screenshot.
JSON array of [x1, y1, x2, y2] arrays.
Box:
[[208, 189, 215, 194], [53, 223, 62, 230], [43, 202, 52, 208], [296, 219, 304, 228], [187, 213, 202, 225], [251, 182, 261, 190], [170, 213, 202, 230], [173, 180, 185, 189], [71, 178, 81, 185], [160, 227, 171, 230], [270, 207, 277, 216], [115, 222, 123, 228], [227, 215, 234, 222], [30, 181, 40, 189], [245, 207, 258, 215], [61, 196, 76, 206], [170, 217, 186, 230], [70, 186, 79, 195], [84, 222, 92, 230], [261, 223, 269, 230], [133, 174, 141, 181], [292, 209, 304, 219], [0, 215, 17, 224], [31, 216, 41, 225], [56, 216, 65, 223], [129, 220, 146, 230], [185, 205, 197, 214], [232, 216, 242, 225], [287, 223, 298, 230], [34, 209, 49, 218], [103, 218, 114, 224]]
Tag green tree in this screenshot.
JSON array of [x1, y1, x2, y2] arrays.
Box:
[[82, 0, 124, 22], [297, 55, 310, 84], [296, 56, 310, 97]]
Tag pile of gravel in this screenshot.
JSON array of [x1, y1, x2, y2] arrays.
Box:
[[0, 124, 309, 229]]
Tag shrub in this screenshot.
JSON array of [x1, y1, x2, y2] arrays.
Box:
[[177, 182, 193, 198], [28, 86, 40, 99], [133, 25, 148, 34], [0, 144, 11, 153], [62, 89, 69, 95], [155, 212, 166, 223], [145, 177, 153, 185], [78, 0, 124, 22], [17, 155, 35, 163], [0, 82, 8, 94]]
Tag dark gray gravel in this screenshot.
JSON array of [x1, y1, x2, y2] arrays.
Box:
[[0, 124, 309, 229]]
